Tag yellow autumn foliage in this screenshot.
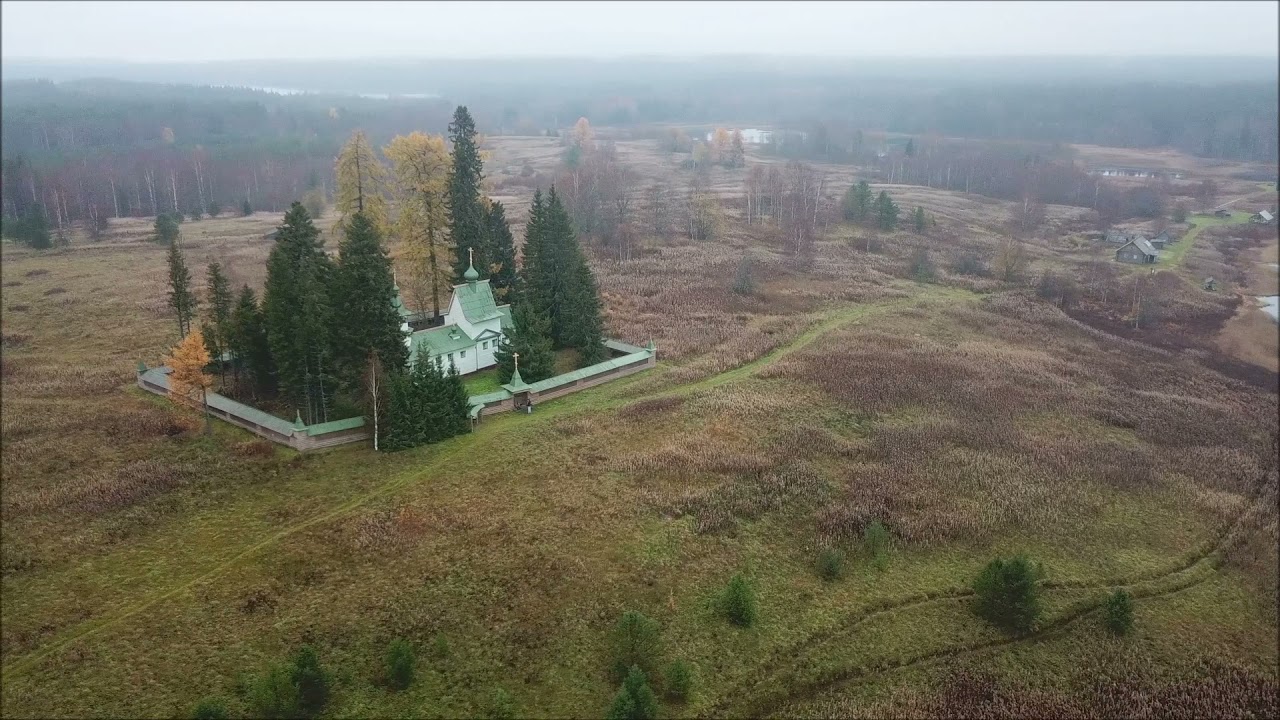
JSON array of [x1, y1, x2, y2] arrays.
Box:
[[165, 328, 212, 406]]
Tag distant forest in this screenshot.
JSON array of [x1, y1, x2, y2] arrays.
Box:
[[2, 56, 1276, 227]]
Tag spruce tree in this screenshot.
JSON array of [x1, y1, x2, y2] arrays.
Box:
[[241, 198, 252, 216], [913, 206, 927, 233], [493, 302, 556, 385], [844, 180, 873, 222], [606, 666, 658, 720], [486, 201, 519, 301], [331, 212, 408, 391], [155, 212, 181, 244], [167, 239, 198, 337], [263, 203, 336, 423], [229, 285, 275, 397], [541, 188, 606, 363], [439, 359, 473, 438], [381, 367, 417, 452], [291, 645, 331, 718], [563, 255, 606, 366], [519, 189, 550, 313], [203, 262, 234, 388], [447, 106, 487, 282], [876, 190, 900, 231]]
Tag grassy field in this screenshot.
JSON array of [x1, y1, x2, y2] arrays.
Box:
[[1161, 210, 1255, 271], [1, 141, 1277, 718]]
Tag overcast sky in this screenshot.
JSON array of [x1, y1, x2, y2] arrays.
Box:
[[2, 1, 1276, 61]]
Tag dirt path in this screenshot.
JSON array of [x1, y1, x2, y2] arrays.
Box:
[[708, 487, 1272, 717], [0, 285, 974, 682]]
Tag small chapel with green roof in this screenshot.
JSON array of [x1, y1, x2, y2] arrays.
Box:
[[395, 252, 512, 377]]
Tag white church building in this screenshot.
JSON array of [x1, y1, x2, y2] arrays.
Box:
[[395, 257, 512, 376]]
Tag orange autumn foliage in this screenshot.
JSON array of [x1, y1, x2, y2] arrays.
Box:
[[164, 328, 212, 406]]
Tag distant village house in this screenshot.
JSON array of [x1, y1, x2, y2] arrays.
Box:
[[1116, 237, 1158, 264]]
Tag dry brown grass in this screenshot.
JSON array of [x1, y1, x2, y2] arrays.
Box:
[[806, 664, 1279, 719]]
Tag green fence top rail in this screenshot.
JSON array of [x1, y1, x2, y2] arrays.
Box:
[[140, 367, 298, 436], [525, 350, 652, 393], [306, 416, 367, 436]]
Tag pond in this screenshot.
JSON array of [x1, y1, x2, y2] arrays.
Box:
[[1259, 295, 1279, 323]]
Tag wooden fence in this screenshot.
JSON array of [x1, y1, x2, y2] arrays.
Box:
[[136, 338, 657, 451]]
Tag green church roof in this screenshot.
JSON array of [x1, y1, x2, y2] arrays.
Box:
[[453, 279, 507, 324], [410, 324, 476, 361]]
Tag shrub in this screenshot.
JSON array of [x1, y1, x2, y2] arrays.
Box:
[[291, 644, 331, 717], [909, 248, 935, 282], [433, 631, 450, 658], [1104, 589, 1134, 636], [488, 688, 517, 720], [607, 665, 658, 720], [972, 555, 1042, 632], [191, 697, 228, 719], [721, 573, 758, 627], [610, 610, 661, 680], [951, 252, 988, 277], [242, 199, 253, 216], [248, 662, 300, 718], [664, 659, 694, 702], [817, 547, 845, 581], [303, 188, 326, 219], [385, 637, 415, 691], [1037, 271, 1080, 310], [1172, 203, 1188, 223], [864, 520, 890, 571], [732, 254, 755, 296]]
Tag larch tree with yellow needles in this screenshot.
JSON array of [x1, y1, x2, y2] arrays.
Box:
[[335, 130, 391, 238], [384, 131, 453, 319], [166, 327, 214, 436]]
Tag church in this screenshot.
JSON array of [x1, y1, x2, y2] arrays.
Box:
[[394, 254, 512, 376]]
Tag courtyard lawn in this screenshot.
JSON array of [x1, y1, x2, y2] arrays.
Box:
[[463, 368, 503, 395]]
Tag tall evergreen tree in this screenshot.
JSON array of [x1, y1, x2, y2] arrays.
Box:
[[486, 200, 519, 301], [493, 302, 556, 384], [447, 106, 486, 282], [155, 212, 180, 244], [229, 285, 274, 397], [843, 180, 874, 222], [331, 212, 408, 391], [876, 190, 900, 231], [381, 349, 471, 451], [913, 206, 927, 233], [562, 255, 606, 366], [439, 360, 472, 439], [519, 189, 549, 310], [203, 261, 234, 388], [167, 239, 198, 337], [538, 187, 607, 363], [263, 202, 335, 424]]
